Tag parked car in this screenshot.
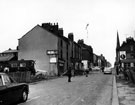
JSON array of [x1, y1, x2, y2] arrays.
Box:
[[104, 67, 112, 74], [92, 66, 101, 71], [35, 69, 48, 79], [0, 72, 29, 105]]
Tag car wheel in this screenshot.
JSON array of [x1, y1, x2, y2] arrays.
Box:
[[21, 90, 28, 102]]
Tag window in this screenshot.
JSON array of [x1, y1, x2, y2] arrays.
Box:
[[131, 63, 134, 67], [3, 75, 11, 85], [20, 63, 26, 67], [11, 63, 18, 67], [61, 40, 63, 47]]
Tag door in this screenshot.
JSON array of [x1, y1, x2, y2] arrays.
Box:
[[2, 74, 17, 104]]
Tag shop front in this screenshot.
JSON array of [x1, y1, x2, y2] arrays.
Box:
[[58, 59, 65, 76]]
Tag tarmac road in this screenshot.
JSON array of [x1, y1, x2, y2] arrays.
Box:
[[19, 71, 113, 105]]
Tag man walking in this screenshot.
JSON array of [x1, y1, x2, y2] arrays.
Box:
[[67, 67, 72, 82], [85, 69, 89, 77]]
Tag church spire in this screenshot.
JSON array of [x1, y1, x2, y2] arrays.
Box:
[[116, 31, 120, 64], [116, 31, 120, 50]]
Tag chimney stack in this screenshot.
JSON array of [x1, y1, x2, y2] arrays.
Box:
[[78, 39, 84, 44], [42, 22, 63, 36], [68, 33, 74, 41]]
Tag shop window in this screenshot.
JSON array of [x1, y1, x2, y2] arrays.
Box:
[[125, 63, 130, 68], [121, 63, 124, 68], [131, 63, 134, 67], [130, 45, 134, 51]]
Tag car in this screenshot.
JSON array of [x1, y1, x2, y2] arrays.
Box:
[[104, 67, 112, 74], [0, 72, 29, 105], [35, 69, 48, 79], [92, 66, 101, 71]]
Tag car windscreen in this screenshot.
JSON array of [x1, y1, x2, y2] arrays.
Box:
[[3, 74, 12, 85], [0, 75, 3, 86]]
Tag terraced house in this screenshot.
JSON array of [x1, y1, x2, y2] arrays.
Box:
[[18, 23, 82, 76]]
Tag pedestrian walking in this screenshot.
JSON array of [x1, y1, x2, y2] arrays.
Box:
[[123, 67, 129, 80], [101, 66, 104, 72], [89, 67, 92, 72], [85, 69, 89, 77], [67, 67, 72, 82]]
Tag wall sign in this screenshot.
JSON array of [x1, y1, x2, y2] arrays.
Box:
[[47, 50, 58, 55], [50, 57, 57, 63], [120, 51, 126, 60]]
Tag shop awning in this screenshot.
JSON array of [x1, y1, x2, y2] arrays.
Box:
[[121, 59, 135, 63], [0, 54, 14, 62]]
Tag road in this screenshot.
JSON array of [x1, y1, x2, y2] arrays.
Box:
[[19, 71, 113, 105]]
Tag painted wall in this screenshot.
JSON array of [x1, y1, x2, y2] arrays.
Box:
[[18, 25, 58, 74]]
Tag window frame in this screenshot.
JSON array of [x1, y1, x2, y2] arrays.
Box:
[[2, 74, 11, 86]]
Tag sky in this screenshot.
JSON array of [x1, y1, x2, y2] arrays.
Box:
[[0, 0, 135, 65]]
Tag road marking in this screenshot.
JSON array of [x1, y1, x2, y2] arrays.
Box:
[[27, 96, 40, 102]]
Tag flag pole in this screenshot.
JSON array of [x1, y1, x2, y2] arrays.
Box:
[[85, 23, 89, 44], [85, 24, 89, 38]]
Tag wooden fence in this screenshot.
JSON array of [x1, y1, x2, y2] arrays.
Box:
[[8, 71, 31, 83]]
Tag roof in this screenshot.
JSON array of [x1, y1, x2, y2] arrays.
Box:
[[19, 25, 69, 44], [2, 49, 18, 53], [0, 54, 14, 62], [119, 37, 135, 51]]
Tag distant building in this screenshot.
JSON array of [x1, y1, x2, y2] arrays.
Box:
[[98, 54, 107, 67], [93, 53, 99, 66], [118, 37, 135, 68], [0, 48, 18, 71], [73, 42, 82, 70], [68, 33, 82, 72], [78, 39, 93, 69], [0, 48, 18, 62]]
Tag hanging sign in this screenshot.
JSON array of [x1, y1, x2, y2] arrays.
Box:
[[120, 51, 126, 60]]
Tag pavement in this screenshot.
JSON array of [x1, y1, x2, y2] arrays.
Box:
[[112, 73, 135, 105]]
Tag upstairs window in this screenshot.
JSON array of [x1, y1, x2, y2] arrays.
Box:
[[11, 63, 18, 67], [20, 63, 26, 67]]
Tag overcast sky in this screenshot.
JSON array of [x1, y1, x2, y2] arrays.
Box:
[[0, 0, 135, 65]]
